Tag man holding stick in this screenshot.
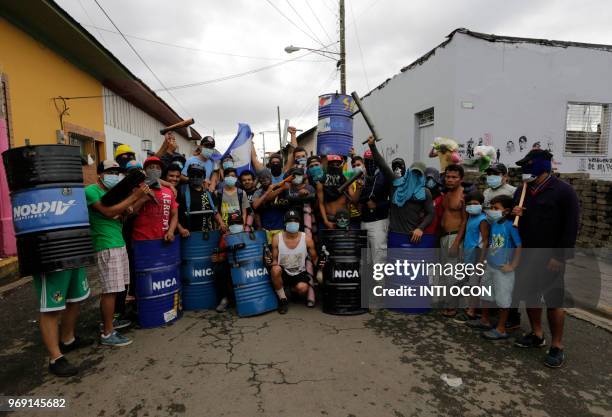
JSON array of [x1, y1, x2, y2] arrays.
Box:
[[512, 149, 579, 368]]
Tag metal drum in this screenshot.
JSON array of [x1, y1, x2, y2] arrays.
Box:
[[225, 231, 277, 317], [320, 229, 368, 315], [2, 145, 83, 191], [181, 231, 220, 311], [133, 239, 182, 328], [316, 93, 354, 156], [386, 231, 434, 313], [2, 145, 95, 276]]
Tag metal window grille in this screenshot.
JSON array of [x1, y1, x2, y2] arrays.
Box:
[[564, 102, 611, 155], [68, 132, 94, 161], [416, 108, 434, 127]]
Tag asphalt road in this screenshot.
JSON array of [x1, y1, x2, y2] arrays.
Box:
[[0, 282, 610, 417]]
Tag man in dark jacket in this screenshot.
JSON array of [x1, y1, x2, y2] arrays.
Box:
[[512, 149, 579, 368]]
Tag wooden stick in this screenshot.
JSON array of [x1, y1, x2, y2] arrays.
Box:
[[513, 182, 527, 227], [160, 118, 195, 135], [271, 175, 295, 191]]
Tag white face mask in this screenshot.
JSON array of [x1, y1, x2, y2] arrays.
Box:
[[229, 224, 243, 234], [522, 173, 536, 182], [393, 167, 403, 178], [292, 175, 304, 185]]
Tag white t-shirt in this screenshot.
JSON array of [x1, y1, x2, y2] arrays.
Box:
[[483, 183, 517, 208]]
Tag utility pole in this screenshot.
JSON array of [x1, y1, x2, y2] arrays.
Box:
[[277, 106, 282, 151], [339, 0, 346, 94]]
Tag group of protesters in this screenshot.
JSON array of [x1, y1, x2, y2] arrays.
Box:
[[35, 126, 579, 377]]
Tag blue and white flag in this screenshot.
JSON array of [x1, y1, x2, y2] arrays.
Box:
[[221, 123, 253, 175]]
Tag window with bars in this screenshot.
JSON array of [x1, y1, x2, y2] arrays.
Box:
[[564, 102, 611, 155], [416, 108, 434, 127]]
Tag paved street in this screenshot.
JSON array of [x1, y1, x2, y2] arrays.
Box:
[[1, 283, 611, 417]]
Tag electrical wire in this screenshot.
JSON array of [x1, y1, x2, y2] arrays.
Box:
[[265, 0, 327, 48], [305, 1, 334, 45], [80, 23, 327, 62], [77, 0, 106, 43], [349, 0, 370, 91], [285, 0, 325, 47], [93, 0, 192, 118]]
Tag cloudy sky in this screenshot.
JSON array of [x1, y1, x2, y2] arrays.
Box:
[[57, 0, 612, 152]]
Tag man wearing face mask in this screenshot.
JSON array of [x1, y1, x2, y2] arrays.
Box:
[[182, 136, 219, 191], [483, 163, 516, 209], [345, 153, 366, 229], [291, 146, 308, 170], [316, 155, 356, 230], [217, 167, 249, 231], [86, 161, 150, 348], [114, 144, 136, 171], [511, 149, 579, 368], [250, 126, 299, 181], [252, 169, 286, 242], [280, 167, 316, 215], [132, 157, 179, 242], [177, 165, 223, 237], [271, 209, 318, 314], [239, 170, 260, 230], [306, 155, 325, 184]]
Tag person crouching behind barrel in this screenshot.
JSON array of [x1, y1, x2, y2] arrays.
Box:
[[211, 211, 244, 312], [270, 209, 318, 314]]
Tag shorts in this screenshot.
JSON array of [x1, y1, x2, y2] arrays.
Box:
[[480, 266, 515, 308], [33, 267, 90, 312], [516, 250, 566, 308], [265, 229, 283, 245], [281, 270, 311, 288], [96, 246, 130, 294]]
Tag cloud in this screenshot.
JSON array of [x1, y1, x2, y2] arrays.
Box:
[[58, 0, 612, 151]]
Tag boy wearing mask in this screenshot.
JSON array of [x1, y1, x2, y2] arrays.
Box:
[[217, 168, 250, 231], [270, 210, 318, 314], [132, 157, 179, 242], [239, 170, 260, 230], [86, 160, 149, 347]]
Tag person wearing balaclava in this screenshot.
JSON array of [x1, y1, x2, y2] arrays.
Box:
[[177, 165, 224, 237], [352, 148, 391, 264], [511, 149, 579, 368], [114, 144, 136, 170], [306, 155, 325, 184], [270, 209, 318, 314], [131, 156, 179, 242], [366, 136, 434, 248], [316, 154, 358, 230]]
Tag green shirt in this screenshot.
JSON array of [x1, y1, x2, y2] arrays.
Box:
[[85, 184, 125, 252]]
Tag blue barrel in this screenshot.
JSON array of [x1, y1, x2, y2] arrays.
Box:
[[386, 232, 434, 314], [317, 93, 354, 156], [133, 239, 182, 328], [225, 231, 277, 317], [10, 184, 89, 236], [181, 231, 220, 311]]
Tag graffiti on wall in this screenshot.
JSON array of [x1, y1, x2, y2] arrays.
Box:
[[580, 157, 612, 175], [457, 134, 560, 167]]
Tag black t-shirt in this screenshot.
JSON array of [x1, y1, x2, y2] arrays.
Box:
[[178, 186, 218, 232]]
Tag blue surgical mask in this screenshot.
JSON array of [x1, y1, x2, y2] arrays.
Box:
[[202, 148, 214, 158], [101, 174, 122, 189], [486, 175, 502, 189], [297, 157, 307, 166], [351, 166, 364, 176], [229, 224, 243, 234], [223, 161, 234, 169], [486, 210, 504, 222], [308, 166, 324, 181], [225, 176, 237, 187], [285, 221, 299, 233], [466, 204, 482, 215]]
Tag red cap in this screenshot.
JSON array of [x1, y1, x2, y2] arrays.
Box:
[[326, 154, 342, 162], [363, 149, 373, 159], [143, 156, 163, 169]]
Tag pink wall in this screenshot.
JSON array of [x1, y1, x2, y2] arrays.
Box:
[[0, 119, 16, 257]]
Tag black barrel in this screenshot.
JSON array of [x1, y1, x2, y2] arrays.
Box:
[[321, 229, 368, 315], [2, 145, 83, 191], [16, 227, 95, 276]]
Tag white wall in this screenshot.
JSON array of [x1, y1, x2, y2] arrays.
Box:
[[452, 33, 612, 178], [102, 87, 194, 163], [352, 39, 458, 165]]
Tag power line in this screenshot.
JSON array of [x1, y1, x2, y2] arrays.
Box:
[[349, 0, 370, 91], [285, 0, 325, 47], [306, 1, 334, 44], [265, 0, 326, 48], [77, 0, 106, 43], [80, 23, 327, 62], [93, 0, 192, 118]]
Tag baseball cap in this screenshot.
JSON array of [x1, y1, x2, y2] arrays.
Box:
[[200, 136, 216, 148], [485, 163, 508, 175], [143, 156, 163, 169], [326, 154, 343, 162], [98, 160, 121, 174], [363, 149, 373, 159], [516, 149, 553, 167], [410, 162, 426, 174], [284, 209, 301, 223]]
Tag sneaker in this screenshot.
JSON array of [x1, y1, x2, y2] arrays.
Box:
[[278, 298, 289, 315], [514, 332, 546, 348], [59, 336, 94, 354], [99, 319, 132, 331], [100, 330, 133, 347], [466, 319, 493, 330], [544, 347, 565, 368], [482, 328, 510, 340], [216, 297, 230, 313], [453, 311, 477, 324], [48, 356, 78, 377]]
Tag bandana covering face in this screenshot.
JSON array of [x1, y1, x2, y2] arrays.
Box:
[[392, 169, 426, 207]]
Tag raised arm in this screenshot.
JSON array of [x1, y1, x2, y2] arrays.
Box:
[[367, 136, 393, 180], [282, 126, 298, 173], [251, 141, 265, 173]]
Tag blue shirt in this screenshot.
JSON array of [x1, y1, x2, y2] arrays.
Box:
[[464, 213, 487, 249], [487, 219, 522, 268], [182, 156, 215, 180]]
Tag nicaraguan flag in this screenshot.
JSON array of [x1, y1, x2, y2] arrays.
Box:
[[221, 123, 253, 175]]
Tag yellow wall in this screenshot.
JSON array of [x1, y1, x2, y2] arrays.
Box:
[[0, 17, 104, 148]]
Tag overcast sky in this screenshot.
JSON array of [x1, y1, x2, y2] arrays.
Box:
[[57, 0, 612, 153]]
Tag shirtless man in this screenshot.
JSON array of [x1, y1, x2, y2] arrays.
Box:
[[440, 163, 467, 316], [316, 155, 356, 229]]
